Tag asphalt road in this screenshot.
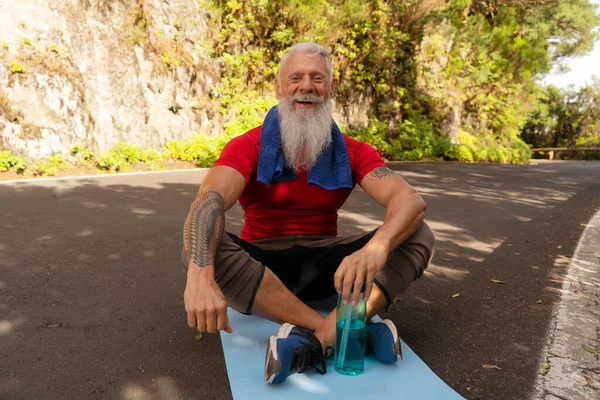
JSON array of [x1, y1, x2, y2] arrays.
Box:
[[1, 161, 599, 400]]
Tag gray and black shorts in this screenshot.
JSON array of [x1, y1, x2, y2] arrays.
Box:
[[182, 222, 435, 315]]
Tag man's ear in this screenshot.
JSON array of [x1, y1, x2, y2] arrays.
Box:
[[274, 77, 281, 99], [330, 77, 337, 98]]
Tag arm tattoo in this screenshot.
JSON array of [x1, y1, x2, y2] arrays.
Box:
[[183, 190, 225, 268], [366, 167, 397, 180]]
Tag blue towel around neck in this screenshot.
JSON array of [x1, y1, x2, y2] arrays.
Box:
[[256, 105, 353, 190]]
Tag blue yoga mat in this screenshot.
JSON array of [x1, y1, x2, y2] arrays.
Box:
[[220, 302, 464, 400]]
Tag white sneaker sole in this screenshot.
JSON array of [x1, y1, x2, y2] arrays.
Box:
[[264, 336, 280, 384], [277, 322, 294, 338], [264, 322, 299, 383], [381, 319, 402, 361]]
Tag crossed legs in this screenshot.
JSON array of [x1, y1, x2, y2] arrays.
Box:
[[183, 222, 435, 349], [251, 267, 389, 349]]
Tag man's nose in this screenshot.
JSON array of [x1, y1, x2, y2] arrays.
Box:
[[298, 75, 314, 93]]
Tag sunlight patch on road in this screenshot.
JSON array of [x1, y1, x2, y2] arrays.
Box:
[[0, 318, 26, 336], [513, 215, 533, 222], [424, 265, 470, 281], [338, 209, 381, 231], [131, 207, 156, 215], [120, 377, 183, 400], [81, 201, 108, 209], [35, 235, 53, 241], [428, 220, 503, 257]]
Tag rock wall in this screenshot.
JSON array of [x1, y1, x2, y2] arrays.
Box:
[[0, 0, 221, 160]]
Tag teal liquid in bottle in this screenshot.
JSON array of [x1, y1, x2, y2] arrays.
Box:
[[334, 293, 366, 376], [334, 318, 366, 375]]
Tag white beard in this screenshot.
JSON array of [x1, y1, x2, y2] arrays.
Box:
[[278, 94, 333, 172]]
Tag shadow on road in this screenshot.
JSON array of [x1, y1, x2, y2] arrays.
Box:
[[0, 161, 598, 399]]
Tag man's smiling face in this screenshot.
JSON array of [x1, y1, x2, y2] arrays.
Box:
[[276, 51, 331, 115]]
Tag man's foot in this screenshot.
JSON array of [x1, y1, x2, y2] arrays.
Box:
[[264, 323, 327, 384], [366, 319, 402, 363]]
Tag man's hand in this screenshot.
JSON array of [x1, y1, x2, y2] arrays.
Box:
[[334, 243, 388, 305], [184, 265, 232, 334]]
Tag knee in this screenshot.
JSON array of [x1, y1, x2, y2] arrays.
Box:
[[389, 222, 435, 274], [417, 222, 436, 265]]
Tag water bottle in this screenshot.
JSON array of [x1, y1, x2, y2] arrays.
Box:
[[334, 292, 366, 376]]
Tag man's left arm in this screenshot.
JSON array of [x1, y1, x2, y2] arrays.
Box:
[[333, 166, 427, 305]]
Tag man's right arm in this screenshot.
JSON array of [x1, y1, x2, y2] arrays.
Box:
[[183, 165, 248, 334]]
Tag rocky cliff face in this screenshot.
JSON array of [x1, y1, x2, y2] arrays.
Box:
[[0, 0, 221, 160]]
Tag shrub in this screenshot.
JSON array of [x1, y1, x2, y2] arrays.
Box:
[[348, 117, 458, 162], [96, 152, 129, 172], [30, 155, 68, 176], [347, 119, 392, 157], [164, 134, 231, 167], [0, 151, 26, 173], [96, 142, 165, 171], [70, 145, 95, 162], [10, 61, 25, 74]]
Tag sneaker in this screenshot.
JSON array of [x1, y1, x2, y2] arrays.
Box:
[[366, 319, 402, 363], [264, 323, 327, 384]]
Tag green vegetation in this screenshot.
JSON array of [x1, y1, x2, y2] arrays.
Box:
[[10, 61, 25, 74], [96, 142, 164, 172], [0, 151, 26, 173], [50, 44, 59, 54], [0, 138, 229, 177], [199, 0, 598, 163], [1, 0, 598, 172], [164, 134, 232, 167], [30, 154, 69, 176], [522, 80, 600, 159]]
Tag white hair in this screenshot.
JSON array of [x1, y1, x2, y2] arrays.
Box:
[[278, 95, 333, 172], [278, 42, 333, 89]]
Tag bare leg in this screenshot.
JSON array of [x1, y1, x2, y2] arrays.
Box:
[[313, 285, 388, 350], [251, 268, 325, 330]]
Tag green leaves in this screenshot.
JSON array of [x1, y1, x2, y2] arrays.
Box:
[[581, 344, 597, 354], [0, 151, 26, 173], [199, 0, 598, 162]]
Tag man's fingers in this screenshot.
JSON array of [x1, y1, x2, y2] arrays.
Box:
[[364, 270, 376, 302], [206, 309, 217, 333], [196, 311, 207, 332], [342, 270, 355, 304], [334, 263, 346, 294], [217, 306, 229, 332], [352, 272, 364, 305], [187, 312, 197, 329]]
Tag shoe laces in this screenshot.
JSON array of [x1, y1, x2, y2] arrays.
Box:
[[289, 331, 327, 375]]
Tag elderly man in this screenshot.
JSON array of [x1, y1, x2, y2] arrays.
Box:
[[182, 42, 435, 384]]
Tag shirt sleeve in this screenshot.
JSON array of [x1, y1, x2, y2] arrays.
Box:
[[212, 134, 258, 182], [353, 142, 386, 184]]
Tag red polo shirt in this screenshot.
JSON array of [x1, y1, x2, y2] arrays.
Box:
[[213, 126, 385, 241]]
